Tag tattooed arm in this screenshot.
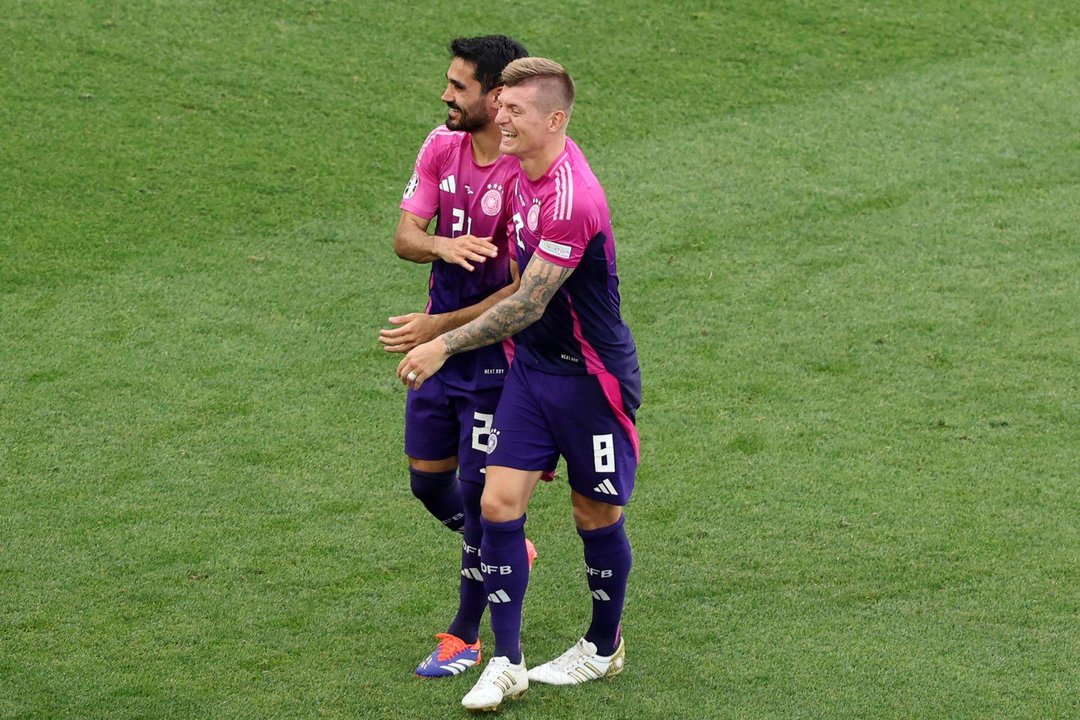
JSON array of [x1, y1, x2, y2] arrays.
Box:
[[444, 257, 571, 354], [379, 259, 522, 354], [396, 256, 574, 388]]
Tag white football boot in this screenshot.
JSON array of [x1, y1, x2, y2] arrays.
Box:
[[527, 637, 625, 686], [461, 655, 528, 711]]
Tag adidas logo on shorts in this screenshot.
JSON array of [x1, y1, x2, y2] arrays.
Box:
[[593, 478, 617, 496]]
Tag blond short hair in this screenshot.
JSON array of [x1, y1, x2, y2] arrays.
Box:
[[500, 57, 575, 117]]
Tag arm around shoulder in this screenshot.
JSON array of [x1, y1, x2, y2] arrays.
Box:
[[442, 255, 573, 355]]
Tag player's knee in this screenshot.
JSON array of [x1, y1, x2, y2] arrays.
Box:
[[409, 466, 456, 500], [479, 491, 511, 523], [571, 493, 623, 531], [479, 487, 521, 523]]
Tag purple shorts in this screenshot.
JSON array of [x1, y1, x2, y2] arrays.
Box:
[[486, 360, 640, 505], [404, 377, 501, 483]]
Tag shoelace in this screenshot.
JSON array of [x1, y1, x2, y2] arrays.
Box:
[[434, 633, 472, 661], [476, 657, 516, 684], [550, 641, 594, 671]]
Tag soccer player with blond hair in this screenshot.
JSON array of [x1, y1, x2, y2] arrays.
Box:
[[398, 57, 641, 710]]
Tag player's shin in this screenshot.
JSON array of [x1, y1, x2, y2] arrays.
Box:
[[479, 514, 530, 664], [579, 515, 632, 656], [447, 480, 486, 642]]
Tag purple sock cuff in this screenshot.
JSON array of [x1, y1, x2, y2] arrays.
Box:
[[480, 515, 526, 533], [577, 514, 626, 540], [409, 467, 455, 482]]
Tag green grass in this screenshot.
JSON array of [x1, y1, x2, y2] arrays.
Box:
[[3, 1, 1080, 718]]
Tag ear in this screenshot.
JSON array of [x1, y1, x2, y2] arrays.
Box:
[[547, 109, 566, 132]]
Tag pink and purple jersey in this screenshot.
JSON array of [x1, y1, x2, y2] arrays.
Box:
[[401, 126, 517, 389], [506, 139, 640, 387]]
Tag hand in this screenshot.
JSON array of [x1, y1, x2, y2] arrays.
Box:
[[434, 234, 497, 272], [397, 338, 450, 390], [379, 313, 446, 353]]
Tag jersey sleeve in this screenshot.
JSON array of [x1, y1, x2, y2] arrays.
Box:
[[534, 194, 597, 268], [399, 128, 446, 220]]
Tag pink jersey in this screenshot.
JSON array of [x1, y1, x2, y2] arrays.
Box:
[[506, 139, 639, 385], [400, 126, 518, 389]]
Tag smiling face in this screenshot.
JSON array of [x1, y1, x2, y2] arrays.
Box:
[[495, 82, 558, 159], [441, 56, 491, 133]]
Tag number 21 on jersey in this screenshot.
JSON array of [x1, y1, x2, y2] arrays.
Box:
[[452, 207, 473, 236]]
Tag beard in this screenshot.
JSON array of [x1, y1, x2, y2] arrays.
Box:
[[445, 103, 488, 133]]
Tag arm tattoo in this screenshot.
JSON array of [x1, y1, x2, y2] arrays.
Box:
[[442, 259, 574, 356]]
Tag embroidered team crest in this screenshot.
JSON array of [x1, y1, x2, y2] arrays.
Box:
[[527, 200, 541, 232], [403, 172, 419, 200], [481, 186, 502, 216]]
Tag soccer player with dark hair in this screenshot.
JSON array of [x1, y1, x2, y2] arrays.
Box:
[[379, 35, 534, 680], [398, 57, 641, 711]]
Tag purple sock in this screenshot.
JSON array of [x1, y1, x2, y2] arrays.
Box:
[[409, 467, 464, 532], [580, 515, 632, 656], [446, 481, 486, 643], [480, 514, 529, 664]]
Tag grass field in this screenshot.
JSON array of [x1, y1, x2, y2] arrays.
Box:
[[3, 1, 1080, 718]]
